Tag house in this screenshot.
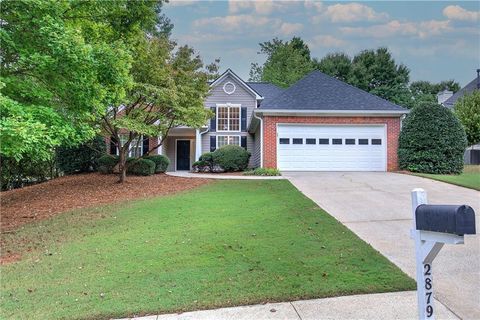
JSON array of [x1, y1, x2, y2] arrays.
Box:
[[109, 69, 409, 172], [440, 69, 480, 165]]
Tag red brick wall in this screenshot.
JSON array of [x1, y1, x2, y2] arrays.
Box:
[[262, 116, 401, 171]]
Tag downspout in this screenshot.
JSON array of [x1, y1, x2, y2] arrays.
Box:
[[252, 111, 263, 168], [197, 126, 209, 160]]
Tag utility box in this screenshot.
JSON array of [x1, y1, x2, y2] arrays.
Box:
[[415, 204, 476, 236]]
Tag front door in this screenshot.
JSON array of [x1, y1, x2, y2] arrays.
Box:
[[176, 140, 190, 170]]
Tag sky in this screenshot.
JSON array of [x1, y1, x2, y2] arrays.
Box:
[[163, 1, 480, 87]]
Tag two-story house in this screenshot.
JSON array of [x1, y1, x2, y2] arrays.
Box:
[[109, 69, 408, 172]]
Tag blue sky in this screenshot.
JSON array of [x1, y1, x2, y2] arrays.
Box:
[[164, 1, 480, 86]]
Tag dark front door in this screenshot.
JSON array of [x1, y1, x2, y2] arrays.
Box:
[[176, 140, 190, 170]]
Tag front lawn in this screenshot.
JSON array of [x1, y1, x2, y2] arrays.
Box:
[[1, 180, 415, 319], [413, 165, 480, 191]]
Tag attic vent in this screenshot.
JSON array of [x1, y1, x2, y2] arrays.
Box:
[[223, 81, 236, 95]]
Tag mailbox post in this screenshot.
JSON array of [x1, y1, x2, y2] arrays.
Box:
[[411, 188, 476, 320]]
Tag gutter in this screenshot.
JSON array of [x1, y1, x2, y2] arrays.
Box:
[[254, 109, 409, 117], [252, 112, 263, 168]]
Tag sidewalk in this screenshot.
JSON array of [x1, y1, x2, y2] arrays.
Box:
[[119, 291, 458, 320], [166, 171, 284, 180]]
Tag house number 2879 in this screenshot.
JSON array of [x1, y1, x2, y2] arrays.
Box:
[[424, 263, 433, 317]]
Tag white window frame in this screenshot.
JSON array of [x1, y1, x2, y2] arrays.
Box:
[[217, 135, 241, 148], [117, 134, 143, 157], [216, 103, 241, 133]]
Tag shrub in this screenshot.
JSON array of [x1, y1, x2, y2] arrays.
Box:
[[212, 145, 251, 172], [199, 152, 214, 164], [56, 136, 106, 174], [144, 155, 170, 173], [243, 168, 281, 176], [398, 102, 467, 174], [454, 90, 480, 146], [127, 158, 155, 176], [98, 155, 118, 174]]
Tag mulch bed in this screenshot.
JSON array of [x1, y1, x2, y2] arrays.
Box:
[[0, 173, 209, 233]]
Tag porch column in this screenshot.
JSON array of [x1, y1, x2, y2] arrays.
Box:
[[195, 129, 202, 160], [158, 136, 163, 155]]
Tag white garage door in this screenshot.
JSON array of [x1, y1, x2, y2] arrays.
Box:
[[277, 124, 386, 171]]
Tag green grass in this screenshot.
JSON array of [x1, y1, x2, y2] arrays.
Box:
[[1, 180, 415, 320], [413, 165, 480, 191]]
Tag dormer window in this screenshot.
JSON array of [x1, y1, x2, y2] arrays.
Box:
[[217, 104, 240, 132]]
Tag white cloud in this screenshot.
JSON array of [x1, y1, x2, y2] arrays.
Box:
[[310, 35, 346, 48], [167, 0, 196, 7], [304, 0, 323, 12], [229, 0, 301, 15], [279, 22, 303, 35], [443, 5, 480, 22], [193, 14, 277, 31], [341, 19, 452, 39], [323, 3, 389, 23]]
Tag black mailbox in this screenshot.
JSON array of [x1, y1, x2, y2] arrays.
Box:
[[415, 204, 476, 236]]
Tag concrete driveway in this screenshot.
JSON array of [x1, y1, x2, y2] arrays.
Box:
[[284, 172, 480, 320]]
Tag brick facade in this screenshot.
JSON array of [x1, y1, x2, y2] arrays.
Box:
[[262, 116, 401, 171]]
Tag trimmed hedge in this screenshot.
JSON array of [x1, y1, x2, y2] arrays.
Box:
[[144, 155, 170, 173], [127, 158, 155, 176], [98, 155, 119, 174], [243, 168, 281, 176], [398, 103, 467, 174], [212, 145, 251, 172]]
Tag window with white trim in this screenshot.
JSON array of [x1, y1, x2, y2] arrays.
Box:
[[118, 134, 143, 157], [217, 105, 240, 132], [217, 135, 240, 148]]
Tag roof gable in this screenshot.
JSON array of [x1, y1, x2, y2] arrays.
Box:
[[260, 70, 406, 111], [209, 69, 263, 100], [443, 77, 479, 107]]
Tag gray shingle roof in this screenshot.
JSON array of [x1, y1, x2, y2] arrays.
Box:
[[260, 70, 406, 111], [246, 82, 284, 106], [443, 77, 479, 108]]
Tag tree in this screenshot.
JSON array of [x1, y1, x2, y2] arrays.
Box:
[[454, 91, 480, 146], [248, 37, 313, 87], [409, 80, 460, 108], [348, 48, 411, 106], [398, 102, 467, 174], [102, 36, 213, 182], [313, 53, 352, 83], [0, 0, 169, 161]]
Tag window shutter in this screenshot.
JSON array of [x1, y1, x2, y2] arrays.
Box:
[[110, 136, 117, 155], [210, 136, 216, 152], [241, 107, 247, 132], [210, 107, 216, 132], [142, 136, 149, 155], [241, 136, 247, 150]]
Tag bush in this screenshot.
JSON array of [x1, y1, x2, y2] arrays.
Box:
[[398, 103, 467, 174], [212, 145, 251, 172], [127, 158, 155, 176], [144, 155, 170, 173], [243, 168, 281, 176], [98, 155, 118, 174], [56, 136, 106, 174], [199, 152, 214, 164]]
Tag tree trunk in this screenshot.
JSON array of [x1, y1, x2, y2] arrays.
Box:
[[118, 149, 127, 183]]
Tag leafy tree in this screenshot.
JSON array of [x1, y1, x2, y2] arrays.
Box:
[[102, 36, 214, 182], [313, 53, 352, 82], [348, 48, 411, 106], [454, 91, 480, 146], [249, 37, 313, 87], [398, 102, 467, 174], [409, 80, 460, 108]]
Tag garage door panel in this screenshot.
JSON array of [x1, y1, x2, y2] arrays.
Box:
[[277, 125, 386, 171]]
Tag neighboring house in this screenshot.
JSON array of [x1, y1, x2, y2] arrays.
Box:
[[439, 69, 480, 165], [109, 69, 409, 172]]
